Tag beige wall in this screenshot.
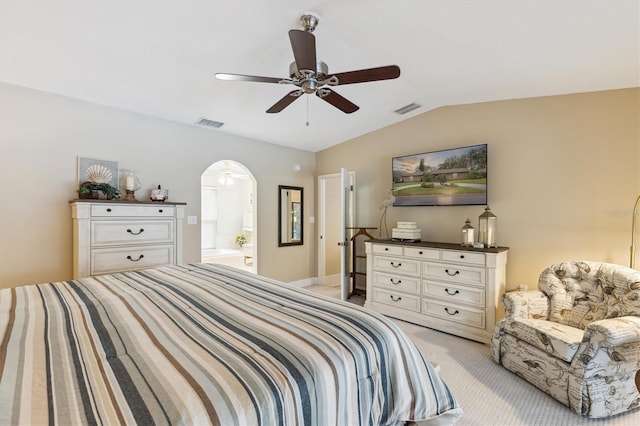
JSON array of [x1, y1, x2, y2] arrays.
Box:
[[0, 83, 316, 288], [2, 83, 638, 291], [317, 88, 640, 289]]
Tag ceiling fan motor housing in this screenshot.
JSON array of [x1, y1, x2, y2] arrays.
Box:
[[289, 60, 338, 93]]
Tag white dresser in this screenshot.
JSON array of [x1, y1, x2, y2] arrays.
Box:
[[365, 240, 508, 344], [70, 200, 186, 279]]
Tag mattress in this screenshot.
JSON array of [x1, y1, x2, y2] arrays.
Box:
[[0, 263, 461, 425]]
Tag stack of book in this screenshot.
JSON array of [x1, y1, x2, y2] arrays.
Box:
[[391, 222, 422, 242]]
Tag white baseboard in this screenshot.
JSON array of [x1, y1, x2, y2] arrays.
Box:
[[287, 277, 318, 288], [288, 273, 342, 288], [319, 273, 340, 287]]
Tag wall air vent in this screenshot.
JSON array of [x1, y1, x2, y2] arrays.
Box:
[[394, 103, 421, 115], [196, 118, 224, 128]]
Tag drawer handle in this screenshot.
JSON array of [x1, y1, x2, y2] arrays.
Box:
[[444, 307, 460, 315], [419, 251, 423, 255], [126, 254, 145, 262], [390, 262, 402, 268], [384, 247, 389, 251], [106, 208, 112, 213], [445, 288, 460, 296], [159, 209, 164, 213], [127, 228, 145, 235], [445, 269, 460, 276], [390, 278, 402, 285], [390, 295, 402, 302], [460, 255, 465, 259]]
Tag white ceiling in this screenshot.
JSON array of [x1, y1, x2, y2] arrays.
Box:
[[1, 1, 638, 152]]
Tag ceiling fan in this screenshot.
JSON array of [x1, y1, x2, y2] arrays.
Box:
[[215, 14, 401, 114], [217, 161, 247, 186]]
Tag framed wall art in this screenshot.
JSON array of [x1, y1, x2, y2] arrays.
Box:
[[77, 157, 119, 187], [392, 144, 487, 206]]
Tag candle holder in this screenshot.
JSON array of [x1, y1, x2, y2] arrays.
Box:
[[461, 218, 475, 247], [120, 170, 141, 201]]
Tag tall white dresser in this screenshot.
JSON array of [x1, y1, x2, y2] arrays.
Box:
[[365, 240, 508, 344], [70, 200, 186, 279]]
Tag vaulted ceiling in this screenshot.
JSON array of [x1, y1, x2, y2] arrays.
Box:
[[1, 1, 638, 152]]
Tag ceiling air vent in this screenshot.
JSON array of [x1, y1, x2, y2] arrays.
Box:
[[196, 117, 224, 128], [394, 103, 421, 115]]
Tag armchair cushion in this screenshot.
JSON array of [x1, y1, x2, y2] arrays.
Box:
[[501, 318, 584, 362]]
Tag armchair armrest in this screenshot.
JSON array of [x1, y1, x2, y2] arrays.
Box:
[[583, 316, 640, 346], [502, 290, 550, 320], [573, 317, 640, 382]]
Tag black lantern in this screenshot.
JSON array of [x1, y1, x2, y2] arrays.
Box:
[[478, 206, 497, 248]]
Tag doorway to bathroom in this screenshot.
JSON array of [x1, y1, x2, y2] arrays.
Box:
[[201, 160, 257, 273]]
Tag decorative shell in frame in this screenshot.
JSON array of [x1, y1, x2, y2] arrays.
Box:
[[86, 164, 112, 184]]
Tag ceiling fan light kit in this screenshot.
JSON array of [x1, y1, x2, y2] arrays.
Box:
[[215, 14, 400, 114]]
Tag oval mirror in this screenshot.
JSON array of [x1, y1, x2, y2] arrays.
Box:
[[278, 185, 303, 247]]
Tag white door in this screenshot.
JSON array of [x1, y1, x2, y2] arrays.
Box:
[[339, 168, 351, 301]]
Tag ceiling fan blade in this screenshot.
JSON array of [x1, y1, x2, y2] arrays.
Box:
[[215, 73, 284, 84], [330, 65, 401, 85], [316, 89, 359, 114], [289, 30, 317, 71], [266, 90, 303, 113]]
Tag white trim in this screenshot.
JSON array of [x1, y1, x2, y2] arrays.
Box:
[[323, 273, 341, 286], [287, 277, 318, 288]]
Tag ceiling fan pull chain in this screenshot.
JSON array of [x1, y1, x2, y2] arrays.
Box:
[[306, 95, 310, 126]]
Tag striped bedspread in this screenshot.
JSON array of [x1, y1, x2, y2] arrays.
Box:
[[0, 263, 462, 425]]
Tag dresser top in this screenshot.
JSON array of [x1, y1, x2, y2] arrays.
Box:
[[69, 199, 187, 206], [369, 238, 509, 253]]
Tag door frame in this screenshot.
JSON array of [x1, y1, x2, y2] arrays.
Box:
[[200, 160, 258, 274], [317, 170, 355, 286]]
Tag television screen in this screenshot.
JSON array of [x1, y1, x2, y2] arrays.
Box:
[[392, 144, 487, 206]]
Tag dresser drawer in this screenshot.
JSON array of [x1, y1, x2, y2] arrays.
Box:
[[91, 204, 175, 218], [404, 247, 440, 260], [372, 255, 420, 277], [372, 244, 403, 256], [423, 299, 486, 329], [91, 245, 174, 275], [441, 250, 485, 266], [91, 220, 174, 246], [423, 280, 485, 307], [423, 262, 485, 287], [373, 288, 421, 313], [372, 272, 420, 294]]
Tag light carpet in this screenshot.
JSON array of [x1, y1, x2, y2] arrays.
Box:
[[305, 284, 640, 425]]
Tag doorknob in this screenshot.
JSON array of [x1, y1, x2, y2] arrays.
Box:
[[337, 241, 349, 247]]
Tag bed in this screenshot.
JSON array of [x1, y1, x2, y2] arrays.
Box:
[[0, 263, 462, 425]]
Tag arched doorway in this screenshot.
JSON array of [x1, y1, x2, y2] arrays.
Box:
[[201, 160, 257, 273]]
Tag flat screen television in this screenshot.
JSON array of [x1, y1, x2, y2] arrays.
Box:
[[392, 143, 487, 206]]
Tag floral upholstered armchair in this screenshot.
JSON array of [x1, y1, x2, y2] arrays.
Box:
[[491, 261, 640, 418]]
